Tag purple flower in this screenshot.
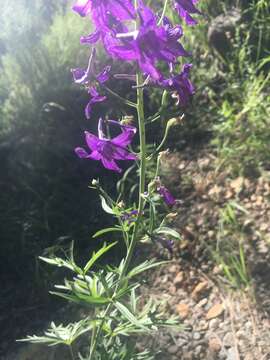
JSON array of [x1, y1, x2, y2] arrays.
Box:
[[72, 0, 135, 27], [121, 210, 138, 223], [106, 2, 189, 80], [174, 0, 201, 25], [80, 14, 131, 61], [85, 87, 107, 119], [159, 64, 195, 106], [150, 233, 174, 255], [157, 186, 176, 206], [75, 118, 137, 173], [72, 0, 92, 17], [71, 50, 111, 119]]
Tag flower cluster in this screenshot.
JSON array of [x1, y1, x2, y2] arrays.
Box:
[[73, 0, 201, 172]]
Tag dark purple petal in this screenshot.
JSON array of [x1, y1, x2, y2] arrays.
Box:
[[174, 0, 201, 25], [71, 68, 87, 84], [96, 66, 111, 84], [88, 150, 102, 160], [80, 30, 101, 45], [101, 157, 122, 173], [158, 186, 176, 206], [87, 0, 135, 32], [85, 102, 93, 120], [163, 17, 183, 40], [111, 127, 137, 147], [112, 146, 137, 161], [75, 147, 90, 158], [85, 88, 107, 119], [175, 0, 201, 14], [72, 0, 92, 17], [84, 131, 100, 151], [158, 64, 195, 106]]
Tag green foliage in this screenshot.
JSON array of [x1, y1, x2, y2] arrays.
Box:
[[0, 5, 89, 133], [212, 202, 251, 289], [19, 319, 92, 347], [0, 0, 113, 328], [22, 241, 180, 358]]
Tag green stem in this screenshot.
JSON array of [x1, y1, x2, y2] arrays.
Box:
[[158, 0, 169, 26], [87, 72, 147, 360], [122, 73, 146, 268], [69, 345, 75, 360], [103, 85, 137, 108], [88, 3, 147, 357]]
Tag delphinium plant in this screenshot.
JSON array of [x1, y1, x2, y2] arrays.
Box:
[[20, 0, 201, 359]]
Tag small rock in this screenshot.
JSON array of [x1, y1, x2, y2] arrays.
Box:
[[206, 303, 224, 320], [230, 176, 244, 193], [226, 347, 237, 360], [223, 332, 234, 348], [194, 345, 202, 355], [191, 281, 208, 299], [209, 337, 222, 352], [168, 345, 178, 355], [193, 332, 201, 340], [169, 285, 176, 295], [173, 272, 184, 286], [168, 264, 178, 273], [196, 298, 208, 308], [176, 303, 190, 319], [244, 353, 253, 360], [213, 265, 222, 274], [176, 337, 188, 347], [198, 320, 208, 330], [182, 352, 193, 360], [209, 318, 220, 329]]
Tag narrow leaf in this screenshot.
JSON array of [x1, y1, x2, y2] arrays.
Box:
[[93, 227, 122, 239], [155, 227, 181, 240], [114, 302, 147, 330], [100, 196, 114, 214], [84, 242, 117, 273]]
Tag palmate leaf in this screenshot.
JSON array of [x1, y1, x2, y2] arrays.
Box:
[[84, 242, 117, 273]]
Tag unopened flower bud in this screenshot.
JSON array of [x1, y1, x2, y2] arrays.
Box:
[[148, 180, 156, 193], [167, 114, 185, 128], [92, 179, 99, 186], [165, 212, 178, 221], [158, 150, 170, 163]]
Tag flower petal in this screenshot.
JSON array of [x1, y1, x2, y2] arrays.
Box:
[[101, 157, 122, 173], [111, 128, 136, 147], [72, 0, 92, 17], [96, 66, 111, 84], [84, 131, 100, 151], [80, 29, 101, 45], [112, 145, 137, 161], [75, 147, 90, 158], [88, 150, 102, 160]]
